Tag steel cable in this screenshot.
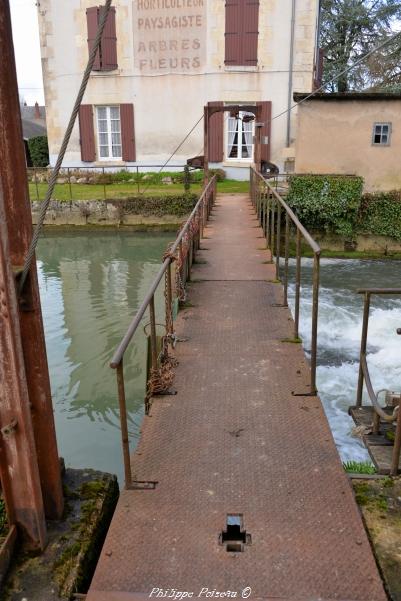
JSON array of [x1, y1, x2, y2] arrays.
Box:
[[19, 0, 114, 293]]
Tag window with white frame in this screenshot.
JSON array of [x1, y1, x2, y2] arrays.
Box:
[[96, 106, 122, 159], [226, 111, 254, 160], [372, 122, 391, 146]]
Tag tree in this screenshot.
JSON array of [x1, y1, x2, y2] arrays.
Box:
[[27, 136, 49, 167], [320, 0, 401, 92]]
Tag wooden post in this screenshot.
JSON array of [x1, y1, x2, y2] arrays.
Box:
[[0, 0, 64, 519], [203, 105, 209, 185], [0, 182, 47, 549]]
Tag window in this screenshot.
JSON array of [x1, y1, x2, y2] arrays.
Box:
[[225, 0, 260, 66], [226, 111, 254, 161], [96, 106, 122, 159], [372, 123, 391, 146]]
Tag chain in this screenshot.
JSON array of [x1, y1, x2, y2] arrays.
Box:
[[144, 199, 204, 413]]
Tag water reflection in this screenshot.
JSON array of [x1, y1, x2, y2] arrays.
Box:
[[37, 231, 171, 482]]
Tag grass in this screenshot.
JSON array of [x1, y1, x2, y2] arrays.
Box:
[[343, 460, 376, 475], [29, 179, 249, 202]]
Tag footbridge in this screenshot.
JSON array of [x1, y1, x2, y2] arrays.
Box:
[[87, 170, 386, 601]]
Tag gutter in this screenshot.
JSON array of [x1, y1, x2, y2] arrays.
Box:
[[286, 0, 296, 147]]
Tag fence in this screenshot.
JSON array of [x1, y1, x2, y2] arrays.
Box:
[[27, 165, 197, 202], [250, 166, 321, 395], [356, 288, 401, 476], [110, 176, 217, 488]]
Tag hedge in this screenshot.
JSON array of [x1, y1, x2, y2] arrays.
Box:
[[287, 175, 364, 237], [28, 135, 49, 167], [111, 193, 198, 217]]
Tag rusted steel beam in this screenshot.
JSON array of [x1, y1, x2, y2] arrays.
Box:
[[0, 183, 46, 549], [0, 1, 64, 519]]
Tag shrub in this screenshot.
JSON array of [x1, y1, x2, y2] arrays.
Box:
[[287, 175, 364, 237], [358, 190, 401, 240], [28, 135, 49, 167], [111, 193, 197, 217]]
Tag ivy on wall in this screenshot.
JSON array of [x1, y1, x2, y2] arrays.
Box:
[[359, 191, 401, 240], [287, 175, 364, 237]]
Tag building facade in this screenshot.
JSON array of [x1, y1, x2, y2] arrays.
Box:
[[294, 93, 401, 191], [37, 0, 320, 178]]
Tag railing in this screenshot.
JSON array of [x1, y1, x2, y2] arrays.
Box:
[[27, 164, 194, 202], [250, 166, 321, 395], [110, 176, 217, 488], [356, 289, 401, 476]]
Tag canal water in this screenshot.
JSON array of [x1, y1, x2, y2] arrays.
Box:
[[287, 258, 401, 463], [37, 233, 401, 478], [37, 231, 171, 482]]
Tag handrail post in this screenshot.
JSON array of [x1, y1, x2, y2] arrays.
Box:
[[310, 252, 320, 395], [266, 195, 271, 249], [356, 292, 371, 408], [67, 167, 72, 206], [270, 199, 275, 263], [283, 212, 290, 307], [275, 204, 281, 281], [116, 361, 132, 489], [294, 228, 301, 339], [166, 261, 173, 337], [391, 400, 401, 476], [102, 166, 106, 200], [149, 295, 158, 372]]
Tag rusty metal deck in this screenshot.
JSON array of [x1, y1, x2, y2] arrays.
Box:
[[88, 195, 386, 601]]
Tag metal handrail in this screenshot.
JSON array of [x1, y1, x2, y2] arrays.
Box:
[[250, 166, 321, 395], [355, 288, 401, 476], [110, 176, 217, 488]]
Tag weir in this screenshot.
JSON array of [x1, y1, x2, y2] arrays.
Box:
[[87, 174, 387, 601]]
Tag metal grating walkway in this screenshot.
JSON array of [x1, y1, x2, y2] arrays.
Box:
[[87, 194, 386, 601]]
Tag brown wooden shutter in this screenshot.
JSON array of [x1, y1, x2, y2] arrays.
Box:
[[208, 102, 224, 163], [225, 0, 259, 66], [257, 101, 272, 162], [120, 104, 136, 162], [243, 0, 259, 66], [86, 7, 101, 71], [100, 6, 118, 71], [79, 105, 96, 162], [225, 0, 242, 65]]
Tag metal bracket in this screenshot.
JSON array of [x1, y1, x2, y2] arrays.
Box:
[[13, 267, 34, 311], [171, 334, 190, 349], [1, 418, 18, 437], [128, 480, 158, 490]]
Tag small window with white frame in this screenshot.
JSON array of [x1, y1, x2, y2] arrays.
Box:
[[226, 110, 255, 161], [96, 106, 122, 159], [372, 122, 391, 146]]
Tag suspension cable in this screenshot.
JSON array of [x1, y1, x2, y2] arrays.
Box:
[[139, 114, 203, 195], [19, 0, 114, 293]]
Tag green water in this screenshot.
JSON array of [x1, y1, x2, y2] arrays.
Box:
[[37, 231, 172, 482]]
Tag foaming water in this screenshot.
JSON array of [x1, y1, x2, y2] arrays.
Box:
[[287, 258, 401, 462], [37, 231, 172, 482]]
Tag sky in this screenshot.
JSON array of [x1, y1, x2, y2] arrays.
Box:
[[10, 0, 45, 105]]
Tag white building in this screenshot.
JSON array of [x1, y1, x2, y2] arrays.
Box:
[[37, 0, 320, 178]]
